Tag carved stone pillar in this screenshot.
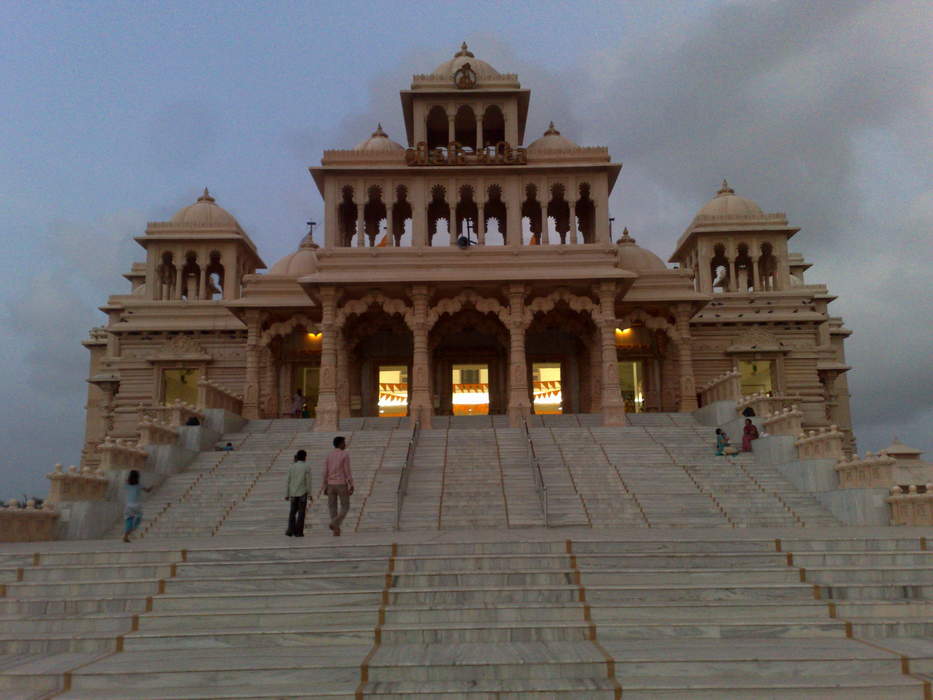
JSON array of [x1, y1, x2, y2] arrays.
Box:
[[198, 265, 207, 300], [541, 209, 550, 245], [447, 114, 455, 145], [477, 202, 486, 245], [314, 286, 340, 431], [506, 283, 531, 426], [475, 116, 483, 151], [337, 326, 351, 419], [674, 303, 699, 411], [569, 201, 579, 244], [751, 255, 761, 291], [729, 259, 738, 292], [387, 204, 395, 246], [174, 263, 183, 300], [243, 309, 262, 419], [409, 285, 432, 428], [597, 281, 626, 425], [356, 204, 365, 247]]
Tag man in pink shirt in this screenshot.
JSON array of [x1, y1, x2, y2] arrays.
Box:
[[319, 435, 354, 536]]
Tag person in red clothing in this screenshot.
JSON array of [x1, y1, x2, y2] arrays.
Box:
[[319, 435, 354, 536]]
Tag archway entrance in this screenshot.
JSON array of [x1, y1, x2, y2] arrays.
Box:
[[266, 327, 321, 418], [344, 310, 413, 418], [431, 309, 508, 415], [526, 307, 597, 414]]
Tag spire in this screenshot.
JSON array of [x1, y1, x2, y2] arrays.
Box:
[[544, 121, 560, 136], [198, 187, 215, 203], [617, 226, 635, 244], [372, 123, 387, 137], [455, 41, 474, 58], [716, 179, 735, 196]]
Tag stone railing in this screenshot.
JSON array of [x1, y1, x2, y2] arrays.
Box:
[[834, 452, 898, 489], [699, 370, 742, 405], [97, 437, 148, 472], [46, 464, 108, 503], [0, 501, 58, 542], [736, 392, 802, 418], [138, 400, 205, 428], [795, 425, 846, 461], [886, 485, 932, 526], [137, 416, 179, 447], [762, 405, 803, 437], [197, 379, 243, 415]]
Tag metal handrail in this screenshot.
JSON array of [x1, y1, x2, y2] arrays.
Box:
[[394, 420, 421, 530], [522, 417, 549, 527]]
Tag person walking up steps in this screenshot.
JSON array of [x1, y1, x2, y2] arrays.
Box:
[[122, 470, 152, 543], [319, 436, 353, 536], [285, 450, 311, 537]]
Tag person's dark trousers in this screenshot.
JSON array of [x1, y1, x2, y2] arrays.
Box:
[[286, 495, 307, 536]]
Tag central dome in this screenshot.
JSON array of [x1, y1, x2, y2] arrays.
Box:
[[432, 42, 501, 78], [354, 124, 404, 152], [695, 180, 764, 218], [170, 188, 239, 228], [527, 122, 579, 151]]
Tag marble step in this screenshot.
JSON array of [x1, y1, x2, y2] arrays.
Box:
[[361, 677, 618, 698]]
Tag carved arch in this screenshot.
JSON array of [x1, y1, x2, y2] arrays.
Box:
[[336, 292, 413, 328], [427, 289, 507, 329], [260, 314, 320, 346], [525, 288, 599, 327], [616, 309, 680, 342]]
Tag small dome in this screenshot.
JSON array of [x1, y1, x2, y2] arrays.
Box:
[[527, 122, 579, 151], [616, 228, 667, 271], [695, 180, 764, 218], [170, 188, 239, 227], [354, 124, 404, 152], [432, 42, 501, 78], [268, 232, 319, 275]]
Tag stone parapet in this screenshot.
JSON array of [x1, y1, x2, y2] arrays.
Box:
[[139, 400, 205, 428], [699, 370, 742, 405], [0, 501, 58, 542], [886, 485, 932, 526], [762, 405, 803, 437], [197, 379, 244, 416], [737, 392, 802, 418], [795, 426, 845, 461], [97, 437, 147, 472], [835, 452, 898, 489], [46, 464, 108, 503], [137, 416, 179, 447]]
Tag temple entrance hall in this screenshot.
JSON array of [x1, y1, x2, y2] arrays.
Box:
[[451, 363, 489, 415]]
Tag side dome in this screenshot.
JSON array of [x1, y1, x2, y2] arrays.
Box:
[[695, 180, 764, 218], [170, 188, 239, 227], [616, 229, 667, 271], [432, 42, 501, 77], [527, 122, 579, 151], [269, 232, 320, 275], [354, 124, 404, 152]]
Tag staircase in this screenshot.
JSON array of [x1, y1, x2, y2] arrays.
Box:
[[0, 535, 930, 698]]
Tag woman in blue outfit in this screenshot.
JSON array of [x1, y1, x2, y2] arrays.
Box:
[[122, 470, 152, 542], [715, 428, 731, 456]]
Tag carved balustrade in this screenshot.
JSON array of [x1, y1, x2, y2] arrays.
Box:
[[834, 452, 898, 489], [762, 405, 803, 437], [97, 437, 148, 472], [0, 500, 58, 542], [197, 379, 244, 415], [886, 485, 933, 526], [795, 426, 846, 461], [137, 416, 179, 447], [736, 392, 801, 418], [699, 370, 742, 405], [46, 464, 108, 503], [137, 400, 205, 428]]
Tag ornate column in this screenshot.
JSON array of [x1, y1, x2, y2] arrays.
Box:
[[243, 309, 262, 419], [197, 262, 207, 300], [674, 303, 699, 411], [314, 286, 340, 431], [475, 115, 483, 151], [174, 261, 183, 300], [569, 201, 579, 244], [506, 283, 531, 426], [729, 258, 738, 292], [447, 113, 456, 145], [597, 281, 626, 425], [507, 181, 522, 248], [387, 204, 396, 246], [541, 206, 550, 245], [336, 326, 351, 419], [409, 285, 432, 428], [751, 255, 761, 291], [356, 203, 365, 247], [477, 202, 486, 245]]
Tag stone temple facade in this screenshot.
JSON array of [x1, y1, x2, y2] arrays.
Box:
[[80, 43, 855, 467]]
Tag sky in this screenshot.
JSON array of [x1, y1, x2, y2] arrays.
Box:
[[1, 0, 930, 498]]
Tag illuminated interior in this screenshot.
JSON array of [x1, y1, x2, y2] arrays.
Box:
[[296, 366, 320, 416], [451, 364, 489, 415], [377, 365, 409, 417], [532, 362, 562, 414], [739, 360, 773, 396], [162, 368, 201, 406], [305, 331, 323, 351], [618, 360, 645, 413]]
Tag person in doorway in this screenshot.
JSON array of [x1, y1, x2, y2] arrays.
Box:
[[742, 418, 760, 452], [319, 436, 354, 536], [715, 428, 731, 456], [122, 470, 152, 543], [291, 389, 304, 418], [285, 450, 311, 537]]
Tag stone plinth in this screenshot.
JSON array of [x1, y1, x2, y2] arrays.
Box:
[[762, 405, 803, 437], [835, 452, 898, 489], [0, 501, 58, 542], [699, 370, 741, 405], [97, 437, 147, 471], [796, 426, 845, 461], [137, 417, 178, 447], [46, 464, 108, 503], [886, 485, 933, 526]]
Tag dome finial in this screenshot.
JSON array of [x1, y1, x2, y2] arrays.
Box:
[[717, 179, 734, 196], [372, 123, 387, 137], [455, 41, 474, 58], [544, 121, 560, 135], [617, 226, 635, 244], [198, 187, 215, 203]]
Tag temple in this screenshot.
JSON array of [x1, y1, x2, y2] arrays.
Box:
[[80, 43, 855, 466]]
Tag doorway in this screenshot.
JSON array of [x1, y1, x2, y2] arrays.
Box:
[[378, 365, 408, 417], [162, 368, 201, 406], [618, 360, 645, 413], [532, 362, 562, 415], [451, 363, 489, 415], [294, 365, 319, 417], [739, 360, 774, 396]]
